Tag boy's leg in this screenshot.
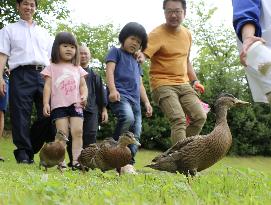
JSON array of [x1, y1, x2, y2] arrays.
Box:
[[110, 98, 138, 174], [128, 102, 142, 164], [109, 97, 135, 140]]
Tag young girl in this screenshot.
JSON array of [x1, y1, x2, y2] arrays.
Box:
[[106, 22, 153, 174], [41, 32, 88, 170]]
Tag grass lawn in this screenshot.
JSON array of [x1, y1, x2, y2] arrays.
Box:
[[0, 135, 270, 205]]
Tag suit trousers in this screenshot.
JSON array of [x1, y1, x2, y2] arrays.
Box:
[[9, 67, 44, 162]]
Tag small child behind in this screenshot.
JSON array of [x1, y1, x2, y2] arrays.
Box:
[[41, 32, 88, 170], [106, 22, 153, 174]]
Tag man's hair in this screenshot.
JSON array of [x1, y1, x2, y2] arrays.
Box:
[[16, 0, 38, 7], [51, 32, 80, 66], [118, 22, 148, 51], [79, 45, 91, 54], [163, 0, 186, 11]]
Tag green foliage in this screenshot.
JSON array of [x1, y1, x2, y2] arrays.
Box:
[[0, 138, 271, 205], [139, 64, 171, 150], [0, 0, 70, 30], [56, 23, 119, 67], [1, 0, 271, 156]]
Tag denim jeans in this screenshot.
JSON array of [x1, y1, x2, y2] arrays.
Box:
[[109, 96, 142, 164]]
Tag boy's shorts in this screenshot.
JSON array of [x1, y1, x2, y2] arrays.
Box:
[[51, 104, 83, 122], [0, 76, 9, 112]]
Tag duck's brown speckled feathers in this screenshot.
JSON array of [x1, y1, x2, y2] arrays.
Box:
[[78, 131, 140, 174], [146, 93, 249, 176]]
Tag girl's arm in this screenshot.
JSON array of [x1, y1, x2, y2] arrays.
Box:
[[106, 62, 120, 102], [43, 76, 52, 117], [140, 77, 152, 118], [80, 76, 88, 107]]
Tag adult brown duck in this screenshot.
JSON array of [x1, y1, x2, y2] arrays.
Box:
[[146, 93, 249, 176], [78, 131, 140, 174], [39, 130, 68, 172]]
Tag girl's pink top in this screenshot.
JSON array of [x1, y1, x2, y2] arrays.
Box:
[[41, 63, 88, 111]]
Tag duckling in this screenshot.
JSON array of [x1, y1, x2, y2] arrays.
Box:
[[39, 130, 69, 172], [78, 131, 141, 174], [146, 93, 249, 176]]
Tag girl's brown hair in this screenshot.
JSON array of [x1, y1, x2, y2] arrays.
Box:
[[51, 32, 80, 66]]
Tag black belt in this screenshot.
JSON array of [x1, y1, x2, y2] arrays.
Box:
[[19, 65, 45, 71]]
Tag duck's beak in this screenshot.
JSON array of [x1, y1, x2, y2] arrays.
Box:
[[234, 99, 250, 106], [134, 140, 141, 146]]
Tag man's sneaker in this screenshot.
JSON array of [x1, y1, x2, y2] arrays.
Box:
[[120, 164, 137, 175]]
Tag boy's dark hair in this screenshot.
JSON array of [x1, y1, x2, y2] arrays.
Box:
[[16, 0, 38, 7], [51, 32, 80, 66], [118, 22, 148, 51], [163, 0, 186, 11]]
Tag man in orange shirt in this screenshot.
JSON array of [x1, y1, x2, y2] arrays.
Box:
[[139, 0, 206, 144]]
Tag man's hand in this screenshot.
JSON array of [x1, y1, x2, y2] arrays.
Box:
[[193, 81, 205, 94]]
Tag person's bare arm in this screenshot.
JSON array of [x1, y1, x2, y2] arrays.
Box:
[[106, 62, 120, 102], [187, 60, 197, 82], [187, 60, 204, 94], [43, 76, 52, 117], [101, 107, 108, 123], [240, 23, 266, 66], [140, 77, 152, 117], [80, 76, 88, 107]]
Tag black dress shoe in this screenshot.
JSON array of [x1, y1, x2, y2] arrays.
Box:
[[28, 159, 34, 164], [17, 159, 29, 164], [0, 156, 4, 162]]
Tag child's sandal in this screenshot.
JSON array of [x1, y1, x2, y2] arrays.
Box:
[[72, 163, 82, 171]]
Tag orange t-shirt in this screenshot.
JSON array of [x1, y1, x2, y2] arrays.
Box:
[[144, 24, 192, 90]]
